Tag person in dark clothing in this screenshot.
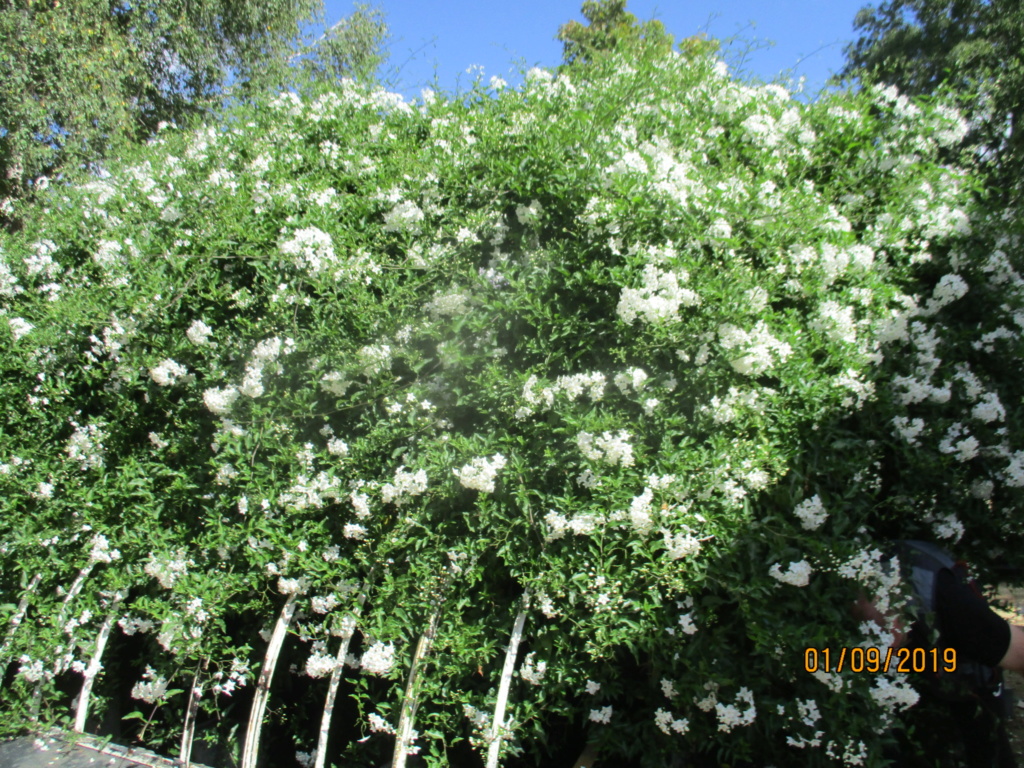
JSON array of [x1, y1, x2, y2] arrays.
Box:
[[854, 540, 1024, 768]]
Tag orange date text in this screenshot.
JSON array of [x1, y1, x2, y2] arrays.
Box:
[[803, 647, 956, 674]]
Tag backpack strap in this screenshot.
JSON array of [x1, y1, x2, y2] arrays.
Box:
[[894, 540, 1004, 700]]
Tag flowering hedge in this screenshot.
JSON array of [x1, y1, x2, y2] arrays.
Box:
[[2, 42, 1023, 768]]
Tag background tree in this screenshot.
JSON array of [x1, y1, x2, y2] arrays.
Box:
[[0, 0, 389, 232], [839, 0, 1024, 204], [556, 0, 676, 69]]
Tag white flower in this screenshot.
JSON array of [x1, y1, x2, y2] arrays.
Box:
[[769, 559, 812, 587], [520, 652, 547, 685], [131, 666, 169, 703], [305, 651, 338, 678], [678, 613, 698, 635], [589, 706, 613, 724], [203, 386, 239, 415], [149, 359, 189, 387], [660, 528, 701, 560], [718, 321, 792, 376], [343, 524, 367, 540], [361, 641, 396, 676], [88, 533, 120, 563], [654, 708, 690, 735], [617, 264, 700, 326], [279, 226, 337, 275], [453, 454, 507, 493], [793, 495, 827, 531], [381, 466, 428, 506], [716, 687, 756, 732], [368, 712, 396, 733], [9, 317, 33, 341], [383, 200, 425, 233], [869, 674, 919, 713], [585, 680, 601, 695], [278, 577, 307, 595], [576, 430, 634, 467], [708, 218, 732, 240]]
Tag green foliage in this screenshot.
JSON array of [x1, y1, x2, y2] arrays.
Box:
[[556, 0, 676, 67], [839, 0, 1024, 205], [0, 42, 1022, 768], [0, 0, 390, 234]]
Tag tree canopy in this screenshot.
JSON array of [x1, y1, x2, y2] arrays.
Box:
[[0, 0, 389, 231], [840, 0, 1024, 204]]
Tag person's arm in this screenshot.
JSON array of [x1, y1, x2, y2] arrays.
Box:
[[998, 624, 1024, 674]]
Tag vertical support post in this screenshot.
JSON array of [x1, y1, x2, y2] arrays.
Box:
[[73, 592, 124, 733], [31, 563, 95, 722], [240, 592, 298, 768], [314, 580, 371, 768], [390, 608, 441, 768], [486, 590, 530, 768], [179, 657, 209, 768], [0, 572, 42, 683]]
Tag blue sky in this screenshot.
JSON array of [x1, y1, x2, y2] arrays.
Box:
[[320, 0, 873, 101]]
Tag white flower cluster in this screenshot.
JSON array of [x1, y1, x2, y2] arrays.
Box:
[[515, 198, 543, 226], [576, 430, 634, 467], [144, 550, 194, 588], [793, 495, 827, 531], [627, 486, 656, 536], [381, 466, 428, 506], [305, 650, 338, 678], [703, 386, 769, 424], [892, 416, 926, 445], [383, 200, 425, 232], [654, 708, 690, 735], [425, 292, 470, 318], [18, 655, 46, 683], [149, 358, 190, 387], [0, 250, 23, 297], [617, 263, 700, 326], [1002, 450, 1024, 487], [937, 422, 979, 462], [520, 652, 547, 685], [131, 666, 169, 704], [544, 509, 595, 541], [769, 560, 812, 587], [89, 534, 121, 563], [678, 613, 698, 635], [368, 712, 396, 734], [65, 421, 106, 471], [279, 226, 337, 276], [454, 453, 507, 493], [972, 391, 1006, 423], [718, 321, 792, 376], [8, 317, 33, 341], [360, 641, 396, 676], [660, 528, 702, 560], [320, 372, 352, 397], [310, 593, 340, 614], [516, 370, 607, 419], [357, 344, 392, 377], [869, 674, 920, 713], [211, 658, 249, 697], [810, 301, 858, 344], [838, 548, 901, 614], [588, 706, 613, 724], [278, 471, 343, 511], [716, 687, 756, 733], [278, 576, 308, 595], [919, 273, 968, 316], [118, 616, 155, 635], [203, 386, 240, 416]]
